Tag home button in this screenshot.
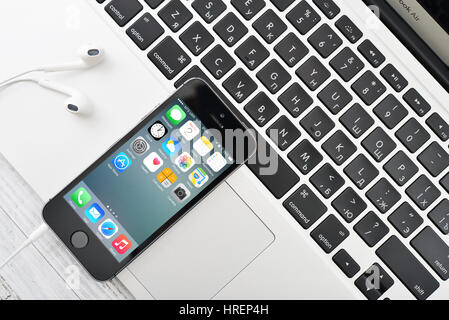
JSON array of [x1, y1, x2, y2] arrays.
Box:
[[71, 231, 89, 249]]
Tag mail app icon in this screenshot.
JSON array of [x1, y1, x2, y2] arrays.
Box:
[[85, 203, 105, 223]]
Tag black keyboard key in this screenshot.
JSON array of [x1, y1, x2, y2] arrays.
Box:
[[311, 215, 349, 254], [313, 0, 340, 19], [126, 13, 164, 50], [175, 65, 207, 89], [339, 103, 374, 139], [381, 64, 408, 92], [223, 68, 257, 103], [270, 0, 294, 11], [362, 127, 397, 163], [429, 200, 449, 235], [355, 211, 389, 247], [335, 15, 363, 43], [332, 187, 367, 223], [235, 36, 269, 71], [148, 36, 191, 80], [377, 236, 440, 300], [257, 59, 291, 94], [144, 0, 164, 9], [247, 142, 300, 199], [283, 185, 327, 229], [158, 0, 193, 32], [322, 130, 357, 166], [418, 142, 449, 177], [310, 163, 345, 199], [333, 249, 360, 278], [296, 56, 331, 91], [344, 154, 379, 190], [396, 118, 430, 153], [287, 1, 321, 35], [406, 175, 441, 211], [232, 0, 265, 20], [180, 21, 214, 56], [352, 71, 387, 106], [214, 12, 248, 47], [301, 106, 335, 142], [441, 173, 449, 193], [318, 80, 352, 115], [288, 139, 323, 174], [253, 9, 287, 44], [373, 94, 408, 129], [97, 0, 106, 3], [412, 226, 449, 281], [201, 45, 236, 79], [244, 92, 279, 127], [278, 83, 313, 118], [384, 151, 418, 186], [267, 115, 301, 151], [403, 88, 431, 117], [192, 0, 226, 24], [388, 203, 423, 238], [427, 113, 449, 142], [106, 0, 143, 27], [358, 39, 385, 68], [367, 178, 401, 214], [308, 24, 342, 58], [330, 47, 365, 82], [275, 33, 309, 68], [355, 263, 394, 300]]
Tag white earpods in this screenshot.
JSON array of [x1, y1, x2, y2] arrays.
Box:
[[37, 79, 91, 115], [0, 44, 104, 115], [42, 44, 105, 72]]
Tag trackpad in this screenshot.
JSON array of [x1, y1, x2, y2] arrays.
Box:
[[127, 180, 275, 299]]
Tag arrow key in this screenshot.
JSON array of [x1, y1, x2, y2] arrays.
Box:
[[333, 249, 360, 278]]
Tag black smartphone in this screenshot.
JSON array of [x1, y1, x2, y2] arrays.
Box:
[[43, 79, 255, 281]]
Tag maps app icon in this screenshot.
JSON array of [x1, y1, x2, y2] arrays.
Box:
[[112, 152, 132, 172]]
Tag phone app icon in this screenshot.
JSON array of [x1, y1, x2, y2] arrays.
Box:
[[166, 105, 186, 125], [162, 137, 181, 156], [193, 136, 213, 156], [171, 183, 191, 203], [175, 152, 195, 172], [112, 152, 132, 172], [71, 187, 91, 208], [157, 168, 178, 188], [131, 136, 149, 156], [98, 219, 118, 239], [207, 152, 227, 172], [180, 120, 200, 141], [190, 168, 209, 188], [144, 152, 164, 172], [149, 121, 167, 141], [85, 203, 105, 223], [112, 234, 132, 255]]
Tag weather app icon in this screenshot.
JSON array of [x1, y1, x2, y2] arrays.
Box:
[[162, 137, 181, 156], [112, 152, 132, 172]]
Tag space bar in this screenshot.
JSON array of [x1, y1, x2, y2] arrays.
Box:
[[376, 236, 440, 300], [175, 66, 300, 199]]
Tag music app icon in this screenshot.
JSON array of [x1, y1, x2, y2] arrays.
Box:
[[112, 235, 132, 255]]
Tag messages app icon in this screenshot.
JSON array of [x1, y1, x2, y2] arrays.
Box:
[[166, 105, 186, 125], [71, 187, 91, 208]]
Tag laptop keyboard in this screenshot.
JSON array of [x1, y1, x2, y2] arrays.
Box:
[[97, 0, 449, 300]]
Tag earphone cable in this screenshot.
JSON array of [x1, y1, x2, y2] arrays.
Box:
[[0, 69, 42, 88]]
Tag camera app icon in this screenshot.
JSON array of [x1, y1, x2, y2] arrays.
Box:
[[171, 183, 191, 203]]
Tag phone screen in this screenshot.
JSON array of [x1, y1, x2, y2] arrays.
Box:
[[63, 98, 233, 261]]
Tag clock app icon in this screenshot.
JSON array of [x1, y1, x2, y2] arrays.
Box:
[[149, 121, 167, 141]]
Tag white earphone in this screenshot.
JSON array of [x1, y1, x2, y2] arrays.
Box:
[[0, 44, 104, 115]]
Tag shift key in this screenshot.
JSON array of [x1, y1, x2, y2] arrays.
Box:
[[376, 236, 439, 300], [148, 37, 191, 80], [411, 227, 449, 281]]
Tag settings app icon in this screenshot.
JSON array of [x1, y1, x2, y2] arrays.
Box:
[[131, 136, 149, 156]]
